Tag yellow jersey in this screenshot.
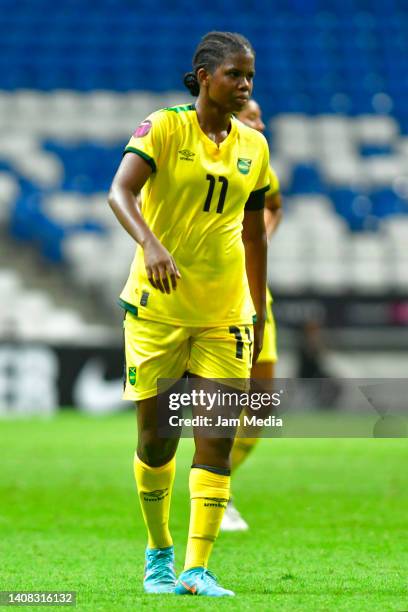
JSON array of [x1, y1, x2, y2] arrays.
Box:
[[119, 104, 270, 327]]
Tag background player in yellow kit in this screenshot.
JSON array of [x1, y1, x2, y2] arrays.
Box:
[[108, 33, 270, 597], [221, 99, 283, 532]]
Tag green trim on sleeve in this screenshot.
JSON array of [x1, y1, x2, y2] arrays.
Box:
[[118, 298, 138, 316], [123, 147, 157, 172]]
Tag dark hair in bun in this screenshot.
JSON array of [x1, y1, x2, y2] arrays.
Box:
[[183, 31, 254, 97], [183, 72, 200, 96]]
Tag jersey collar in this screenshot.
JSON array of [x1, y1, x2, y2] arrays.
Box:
[[191, 106, 238, 151]]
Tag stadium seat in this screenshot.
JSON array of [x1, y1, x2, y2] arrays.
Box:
[[290, 164, 325, 194], [0, 270, 23, 303], [348, 260, 390, 293], [307, 260, 348, 294], [63, 232, 108, 287], [355, 115, 399, 144], [348, 234, 388, 261], [268, 260, 309, 294]]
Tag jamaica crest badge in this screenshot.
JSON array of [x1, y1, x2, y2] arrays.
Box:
[[237, 158, 252, 174]]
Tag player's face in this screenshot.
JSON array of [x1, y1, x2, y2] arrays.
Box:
[[206, 52, 255, 113], [237, 100, 265, 132]]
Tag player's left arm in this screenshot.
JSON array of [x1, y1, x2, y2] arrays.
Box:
[[242, 133, 270, 362], [242, 207, 267, 364], [265, 192, 283, 239], [264, 166, 282, 239]]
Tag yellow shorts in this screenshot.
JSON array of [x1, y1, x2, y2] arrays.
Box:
[[123, 312, 253, 401], [257, 290, 278, 364]]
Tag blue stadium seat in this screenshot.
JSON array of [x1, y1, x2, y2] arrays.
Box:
[[330, 188, 371, 231], [370, 190, 408, 218], [290, 164, 325, 195]]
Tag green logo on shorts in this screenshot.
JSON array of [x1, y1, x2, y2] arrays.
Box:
[[128, 367, 137, 386]]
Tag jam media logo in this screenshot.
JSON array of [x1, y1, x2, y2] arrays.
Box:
[[178, 149, 195, 161], [133, 119, 152, 138], [237, 158, 252, 174], [143, 488, 169, 502], [128, 367, 137, 386]]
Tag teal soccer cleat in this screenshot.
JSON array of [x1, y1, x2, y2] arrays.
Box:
[[175, 567, 235, 597], [143, 546, 176, 594]]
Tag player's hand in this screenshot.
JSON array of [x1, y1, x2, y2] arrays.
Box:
[[143, 236, 181, 293], [252, 319, 265, 365]]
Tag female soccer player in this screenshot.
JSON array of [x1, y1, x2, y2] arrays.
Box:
[[221, 98, 283, 532], [108, 32, 270, 597]]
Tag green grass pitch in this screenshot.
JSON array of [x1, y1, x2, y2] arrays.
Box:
[[1, 412, 407, 611]]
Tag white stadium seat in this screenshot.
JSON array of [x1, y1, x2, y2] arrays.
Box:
[[14, 290, 54, 320], [63, 233, 107, 287], [348, 260, 390, 293], [313, 114, 354, 139], [320, 154, 363, 187], [0, 270, 23, 302], [268, 221, 306, 260], [363, 157, 405, 187], [307, 260, 348, 293], [289, 195, 335, 218], [348, 234, 388, 261], [43, 193, 90, 224], [268, 157, 291, 190], [268, 260, 309, 292], [12, 152, 63, 188], [14, 90, 47, 117], [270, 114, 314, 161], [355, 115, 399, 144], [382, 216, 408, 246]]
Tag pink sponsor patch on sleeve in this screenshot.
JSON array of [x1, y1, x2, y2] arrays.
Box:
[[133, 120, 152, 137]]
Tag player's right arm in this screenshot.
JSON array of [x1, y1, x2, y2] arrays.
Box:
[[108, 131, 181, 294]]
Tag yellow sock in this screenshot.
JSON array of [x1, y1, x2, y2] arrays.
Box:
[[133, 453, 175, 549], [184, 466, 230, 570], [230, 412, 260, 472]]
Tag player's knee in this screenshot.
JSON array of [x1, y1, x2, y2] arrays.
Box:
[[252, 402, 273, 420], [138, 436, 175, 467], [196, 437, 234, 462]]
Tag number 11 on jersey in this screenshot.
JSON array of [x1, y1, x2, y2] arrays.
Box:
[[203, 174, 229, 214]]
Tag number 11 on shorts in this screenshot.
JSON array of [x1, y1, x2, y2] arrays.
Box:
[[228, 326, 253, 364]]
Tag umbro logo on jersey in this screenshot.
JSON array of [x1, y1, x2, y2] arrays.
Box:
[[178, 149, 195, 161], [237, 158, 252, 174]]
